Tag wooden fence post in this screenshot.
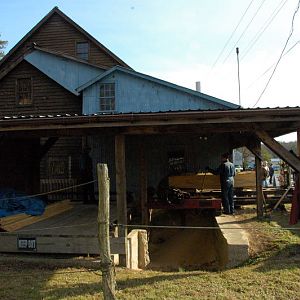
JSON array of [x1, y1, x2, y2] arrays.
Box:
[[97, 163, 116, 300]]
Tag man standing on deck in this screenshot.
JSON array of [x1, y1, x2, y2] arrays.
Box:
[[206, 153, 236, 215]]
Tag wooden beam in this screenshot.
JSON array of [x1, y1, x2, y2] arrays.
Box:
[[115, 135, 127, 236], [139, 139, 148, 225], [297, 130, 300, 157], [255, 129, 300, 173], [39, 137, 59, 159], [253, 140, 264, 219]]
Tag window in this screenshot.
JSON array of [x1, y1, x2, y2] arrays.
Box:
[[16, 78, 32, 105], [48, 156, 68, 177], [99, 83, 115, 111], [76, 41, 89, 60]]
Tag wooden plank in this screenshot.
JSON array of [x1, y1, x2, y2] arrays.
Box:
[[255, 129, 300, 172], [169, 171, 256, 190], [1, 199, 72, 226], [0, 234, 125, 254], [2, 200, 73, 232]]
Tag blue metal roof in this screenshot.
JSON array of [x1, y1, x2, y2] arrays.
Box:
[[77, 66, 240, 109], [24, 48, 105, 96]]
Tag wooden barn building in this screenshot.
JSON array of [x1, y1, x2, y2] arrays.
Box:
[[0, 7, 300, 261]]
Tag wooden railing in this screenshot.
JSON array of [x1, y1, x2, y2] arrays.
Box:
[[40, 178, 79, 201]]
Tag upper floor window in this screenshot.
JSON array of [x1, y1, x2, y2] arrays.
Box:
[[16, 78, 32, 106], [76, 41, 89, 60], [99, 83, 115, 111]]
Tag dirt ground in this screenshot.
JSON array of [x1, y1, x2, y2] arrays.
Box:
[[147, 206, 291, 271], [147, 210, 228, 271]]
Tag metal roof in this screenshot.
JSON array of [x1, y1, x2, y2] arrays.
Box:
[[0, 106, 299, 121]]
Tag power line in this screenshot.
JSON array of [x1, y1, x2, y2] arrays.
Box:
[[252, 0, 300, 108], [246, 39, 300, 90], [241, 0, 288, 61], [211, 0, 255, 69], [223, 0, 267, 64]]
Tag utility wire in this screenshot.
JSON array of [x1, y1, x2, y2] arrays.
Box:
[[1, 221, 299, 234], [247, 39, 300, 90], [223, 0, 267, 64], [252, 0, 300, 107], [241, 0, 288, 61], [117, 223, 300, 231], [211, 0, 255, 69]]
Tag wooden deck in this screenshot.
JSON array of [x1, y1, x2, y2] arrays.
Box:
[[0, 202, 125, 255]]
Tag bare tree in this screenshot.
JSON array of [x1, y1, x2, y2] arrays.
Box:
[[0, 35, 8, 59]]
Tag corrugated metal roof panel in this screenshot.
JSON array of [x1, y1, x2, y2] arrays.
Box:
[[0, 106, 300, 121]]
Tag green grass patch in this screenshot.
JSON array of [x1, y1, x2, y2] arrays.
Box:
[[0, 209, 300, 299]]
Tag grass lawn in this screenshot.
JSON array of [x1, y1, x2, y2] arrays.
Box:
[[0, 207, 300, 300]]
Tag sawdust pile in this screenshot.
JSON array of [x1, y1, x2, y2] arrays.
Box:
[[148, 210, 228, 271]]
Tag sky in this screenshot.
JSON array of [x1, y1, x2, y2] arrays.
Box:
[[1, 0, 300, 141]]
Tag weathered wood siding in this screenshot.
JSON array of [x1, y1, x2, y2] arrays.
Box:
[[0, 61, 81, 116], [0, 61, 83, 193], [83, 71, 231, 115], [90, 133, 231, 195], [3, 13, 118, 70]]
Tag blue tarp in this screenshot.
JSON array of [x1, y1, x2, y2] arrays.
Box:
[[0, 189, 45, 218]]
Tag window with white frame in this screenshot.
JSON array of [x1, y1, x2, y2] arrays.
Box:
[[99, 83, 115, 111]]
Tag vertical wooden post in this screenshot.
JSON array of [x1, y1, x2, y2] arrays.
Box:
[[139, 139, 148, 225], [115, 135, 127, 266], [297, 130, 300, 157], [97, 163, 116, 300], [254, 141, 264, 219]]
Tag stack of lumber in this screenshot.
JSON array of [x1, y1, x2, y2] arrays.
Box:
[[169, 171, 256, 190], [0, 200, 73, 232]]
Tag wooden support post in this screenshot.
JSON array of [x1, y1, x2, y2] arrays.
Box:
[[254, 142, 264, 219], [97, 163, 116, 300], [297, 130, 300, 157], [115, 135, 127, 266], [139, 139, 148, 225]]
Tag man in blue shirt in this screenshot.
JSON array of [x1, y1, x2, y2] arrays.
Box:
[[207, 153, 236, 215]]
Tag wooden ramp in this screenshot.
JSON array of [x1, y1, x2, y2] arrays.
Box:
[[0, 202, 125, 255]]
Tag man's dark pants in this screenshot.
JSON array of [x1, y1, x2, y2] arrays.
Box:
[[221, 180, 234, 214]]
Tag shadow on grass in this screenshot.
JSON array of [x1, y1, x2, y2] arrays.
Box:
[[116, 271, 203, 291], [253, 243, 300, 272]]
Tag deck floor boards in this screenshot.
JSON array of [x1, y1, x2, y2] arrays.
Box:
[[15, 202, 117, 236]]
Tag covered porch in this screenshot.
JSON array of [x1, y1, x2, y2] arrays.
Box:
[[0, 107, 299, 261]]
